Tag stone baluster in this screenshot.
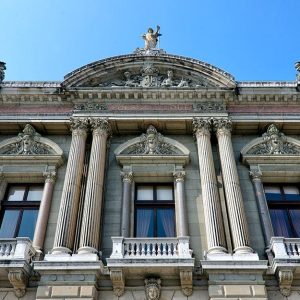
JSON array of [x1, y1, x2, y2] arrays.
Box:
[[249, 168, 274, 246], [193, 118, 227, 254], [213, 118, 253, 254], [52, 117, 88, 254], [33, 171, 56, 256], [78, 118, 110, 254], [173, 171, 189, 237], [120, 172, 133, 238]]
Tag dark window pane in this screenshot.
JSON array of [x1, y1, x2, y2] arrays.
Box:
[[17, 210, 39, 240], [136, 209, 154, 237], [157, 209, 175, 237], [269, 209, 293, 237], [289, 209, 300, 237], [0, 210, 19, 238], [264, 186, 282, 201], [27, 186, 43, 201], [283, 186, 300, 201], [7, 186, 26, 201], [157, 186, 173, 201], [137, 186, 153, 201]]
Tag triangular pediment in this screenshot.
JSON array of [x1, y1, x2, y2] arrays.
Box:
[[62, 53, 236, 89]]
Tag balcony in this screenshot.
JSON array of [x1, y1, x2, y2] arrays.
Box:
[[269, 237, 300, 296], [107, 236, 194, 297], [0, 238, 36, 297]]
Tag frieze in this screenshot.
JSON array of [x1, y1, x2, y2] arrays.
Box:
[[193, 101, 226, 112], [127, 125, 178, 155], [0, 124, 51, 155], [74, 103, 107, 111]]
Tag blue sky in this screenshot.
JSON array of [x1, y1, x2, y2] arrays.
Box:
[[1, 0, 299, 81]]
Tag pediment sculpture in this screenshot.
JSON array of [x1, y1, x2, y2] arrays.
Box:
[[0, 124, 62, 156], [242, 124, 300, 156], [98, 63, 208, 88]]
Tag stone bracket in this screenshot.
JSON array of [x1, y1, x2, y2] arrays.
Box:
[[180, 268, 193, 296], [8, 269, 29, 298], [110, 268, 125, 297], [278, 269, 294, 297]]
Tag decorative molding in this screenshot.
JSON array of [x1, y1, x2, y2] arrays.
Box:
[[134, 48, 167, 56], [173, 171, 186, 182], [237, 81, 297, 88], [74, 103, 107, 111], [249, 169, 262, 182], [1, 81, 61, 88], [8, 270, 29, 298], [120, 172, 133, 183], [278, 269, 293, 297], [127, 125, 178, 155], [145, 278, 161, 300], [180, 269, 193, 296], [193, 101, 226, 112], [110, 269, 125, 297], [43, 171, 57, 183]]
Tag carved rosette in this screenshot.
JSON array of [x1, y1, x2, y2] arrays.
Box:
[[192, 118, 212, 137], [173, 171, 185, 183], [8, 270, 28, 298], [120, 171, 133, 183], [110, 269, 125, 297], [145, 278, 161, 300], [70, 117, 89, 136], [213, 118, 232, 137], [180, 269, 193, 296], [278, 269, 293, 297], [90, 117, 111, 137]]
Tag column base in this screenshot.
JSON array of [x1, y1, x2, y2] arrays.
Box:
[[234, 245, 255, 254], [207, 246, 228, 255], [49, 246, 72, 255], [77, 246, 99, 255]]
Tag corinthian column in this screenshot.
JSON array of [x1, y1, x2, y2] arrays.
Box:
[[120, 172, 133, 238], [193, 118, 227, 254], [173, 171, 188, 237], [33, 171, 56, 256], [52, 118, 88, 254], [78, 118, 110, 254], [213, 118, 253, 254]]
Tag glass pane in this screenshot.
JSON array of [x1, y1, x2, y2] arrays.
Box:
[[136, 209, 154, 237], [157, 186, 173, 201], [290, 209, 300, 237], [269, 209, 293, 237], [7, 186, 26, 201], [17, 210, 39, 240], [264, 186, 282, 201], [0, 210, 19, 238], [157, 208, 175, 237], [283, 186, 300, 201], [137, 186, 153, 201], [27, 186, 43, 201]]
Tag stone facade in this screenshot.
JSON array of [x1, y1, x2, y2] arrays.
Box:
[[0, 45, 300, 300]]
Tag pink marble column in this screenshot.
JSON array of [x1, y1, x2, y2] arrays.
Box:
[[52, 117, 88, 254]]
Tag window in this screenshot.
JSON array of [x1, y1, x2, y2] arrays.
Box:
[[135, 184, 175, 237], [0, 184, 43, 240], [265, 185, 300, 238]]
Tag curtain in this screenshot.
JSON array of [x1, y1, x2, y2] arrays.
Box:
[[290, 209, 300, 237], [269, 209, 292, 237], [0, 210, 19, 238], [136, 209, 152, 237], [158, 209, 175, 237]]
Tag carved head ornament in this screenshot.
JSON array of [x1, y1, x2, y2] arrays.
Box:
[[145, 278, 161, 300]]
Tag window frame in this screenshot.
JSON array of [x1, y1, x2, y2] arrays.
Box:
[[0, 183, 42, 239], [134, 183, 175, 237], [265, 183, 300, 238]]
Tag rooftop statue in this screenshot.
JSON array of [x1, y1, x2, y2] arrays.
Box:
[[142, 25, 161, 50], [0, 61, 6, 83], [296, 61, 300, 72]]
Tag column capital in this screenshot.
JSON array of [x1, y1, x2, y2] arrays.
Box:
[[249, 169, 262, 182], [173, 171, 186, 182], [120, 171, 133, 183], [70, 117, 89, 135], [192, 117, 211, 137], [43, 171, 57, 183], [213, 118, 232, 136], [90, 117, 111, 137]]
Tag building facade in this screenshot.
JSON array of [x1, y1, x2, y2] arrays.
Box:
[[0, 37, 300, 300]]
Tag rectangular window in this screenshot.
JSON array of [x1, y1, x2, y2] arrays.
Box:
[[0, 184, 42, 240], [135, 184, 175, 237], [265, 185, 300, 238]]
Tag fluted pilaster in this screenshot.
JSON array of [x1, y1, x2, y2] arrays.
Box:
[[52, 117, 88, 254], [78, 118, 111, 254], [213, 118, 252, 254], [33, 171, 56, 255], [249, 169, 274, 246], [193, 118, 227, 254], [120, 172, 133, 238], [173, 171, 189, 237]]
